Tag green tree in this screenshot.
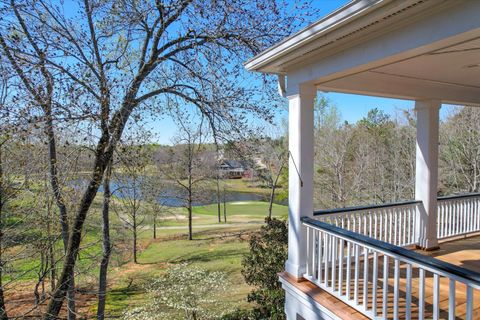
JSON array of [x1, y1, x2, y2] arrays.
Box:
[[241, 218, 288, 319]]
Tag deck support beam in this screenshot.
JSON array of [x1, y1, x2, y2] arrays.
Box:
[[415, 99, 440, 250], [285, 83, 316, 279]]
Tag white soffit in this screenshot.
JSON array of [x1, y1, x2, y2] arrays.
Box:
[[318, 36, 480, 105], [372, 38, 480, 88], [245, 0, 436, 74]]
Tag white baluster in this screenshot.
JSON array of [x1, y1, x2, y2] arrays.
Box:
[[389, 209, 393, 244], [346, 242, 351, 299], [363, 213, 367, 236], [408, 207, 412, 244], [354, 244, 360, 305], [317, 230, 323, 284], [372, 252, 378, 317], [419, 268, 425, 320], [438, 202, 443, 238], [313, 230, 319, 280], [306, 227, 312, 277], [433, 273, 440, 320], [466, 285, 473, 320], [324, 233, 329, 286], [332, 235, 337, 289], [338, 239, 343, 294], [382, 255, 389, 318], [449, 279, 455, 320], [406, 264, 412, 320], [393, 259, 400, 319], [363, 247, 369, 310]]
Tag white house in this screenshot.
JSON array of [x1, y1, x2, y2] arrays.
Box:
[[246, 0, 480, 319]]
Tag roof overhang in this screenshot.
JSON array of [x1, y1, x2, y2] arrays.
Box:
[[245, 0, 480, 106]]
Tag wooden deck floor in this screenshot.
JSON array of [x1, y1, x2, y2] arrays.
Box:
[[284, 235, 480, 320]]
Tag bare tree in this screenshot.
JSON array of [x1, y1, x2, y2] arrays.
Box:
[[0, 0, 315, 316], [441, 106, 480, 193], [142, 171, 169, 240], [156, 116, 213, 240], [255, 136, 287, 218], [113, 141, 152, 264]]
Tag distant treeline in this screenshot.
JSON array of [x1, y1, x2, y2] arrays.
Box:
[[313, 98, 480, 209]]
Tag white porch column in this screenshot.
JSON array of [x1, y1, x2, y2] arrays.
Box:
[[285, 83, 316, 279], [415, 99, 440, 250]]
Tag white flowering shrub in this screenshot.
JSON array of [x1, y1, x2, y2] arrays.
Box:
[[122, 264, 229, 320]]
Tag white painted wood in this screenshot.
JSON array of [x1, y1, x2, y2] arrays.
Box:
[[332, 236, 337, 290], [433, 273, 440, 320], [449, 279, 456, 320], [315, 201, 420, 247], [338, 239, 344, 294], [354, 244, 359, 305], [415, 99, 440, 249], [306, 227, 312, 277], [382, 255, 389, 319], [346, 242, 351, 299], [317, 231, 323, 284], [303, 200, 480, 320], [372, 252, 378, 317], [406, 264, 412, 320], [437, 194, 480, 239], [393, 260, 400, 319], [324, 234, 329, 285], [419, 269, 425, 320], [285, 83, 316, 278], [467, 285, 474, 320], [363, 248, 368, 309]]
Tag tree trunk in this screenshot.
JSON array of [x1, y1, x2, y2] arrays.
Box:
[[67, 278, 76, 320], [97, 162, 112, 320], [268, 162, 285, 219], [188, 203, 193, 241], [216, 174, 221, 223], [153, 215, 156, 239], [133, 216, 137, 264], [45, 103, 76, 320], [43, 149, 110, 319], [268, 185, 276, 219], [223, 186, 227, 223], [0, 144, 8, 320]]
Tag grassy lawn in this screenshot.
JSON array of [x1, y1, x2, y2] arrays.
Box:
[[99, 201, 287, 317], [6, 187, 287, 318], [84, 200, 286, 318]]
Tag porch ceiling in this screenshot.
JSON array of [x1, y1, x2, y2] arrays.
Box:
[[317, 37, 480, 106]]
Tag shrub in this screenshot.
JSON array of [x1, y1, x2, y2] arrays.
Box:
[[241, 218, 288, 320]]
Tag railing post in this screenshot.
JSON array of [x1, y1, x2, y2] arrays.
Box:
[[415, 99, 440, 250], [285, 83, 315, 279]]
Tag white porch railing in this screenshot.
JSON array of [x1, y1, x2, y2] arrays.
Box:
[[314, 200, 420, 247], [437, 193, 480, 240], [303, 217, 480, 320]]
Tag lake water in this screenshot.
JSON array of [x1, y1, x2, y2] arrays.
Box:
[[71, 178, 273, 207]]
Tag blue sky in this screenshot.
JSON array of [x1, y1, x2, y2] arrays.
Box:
[[146, 0, 452, 144]]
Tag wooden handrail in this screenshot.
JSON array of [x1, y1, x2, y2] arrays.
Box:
[[437, 192, 480, 201], [313, 193, 480, 217], [302, 216, 480, 287], [313, 200, 421, 216]]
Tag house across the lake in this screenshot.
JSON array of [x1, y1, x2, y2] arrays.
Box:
[[219, 160, 246, 179], [246, 0, 480, 319]]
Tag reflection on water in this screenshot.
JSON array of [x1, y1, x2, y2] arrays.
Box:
[[70, 178, 283, 207]]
